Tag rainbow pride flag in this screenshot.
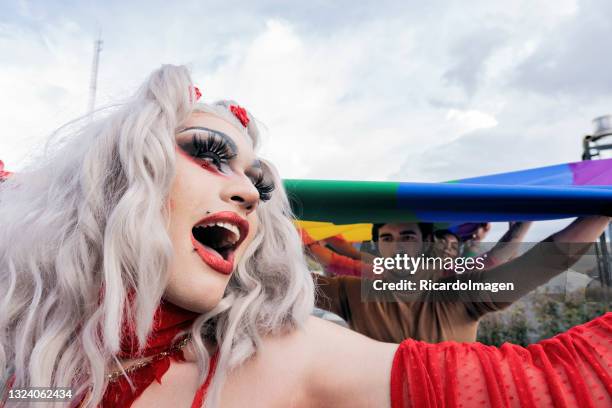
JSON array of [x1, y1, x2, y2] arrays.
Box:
[[288, 158, 612, 241]]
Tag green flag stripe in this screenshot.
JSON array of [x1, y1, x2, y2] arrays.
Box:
[[283, 179, 418, 224]]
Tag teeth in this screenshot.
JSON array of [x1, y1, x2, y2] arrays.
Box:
[[195, 220, 241, 245], [218, 222, 240, 240]]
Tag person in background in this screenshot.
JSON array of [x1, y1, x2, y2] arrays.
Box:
[[431, 229, 461, 259], [429, 229, 462, 276], [311, 219, 601, 343]]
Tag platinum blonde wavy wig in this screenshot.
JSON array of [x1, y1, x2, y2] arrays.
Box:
[[0, 64, 314, 407]]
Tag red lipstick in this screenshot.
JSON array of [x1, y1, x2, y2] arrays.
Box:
[[191, 211, 250, 275]]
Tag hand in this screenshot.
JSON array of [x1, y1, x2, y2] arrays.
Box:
[[508, 221, 532, 230], [361, 253, 377, 264], [471, 223, 491, 242]]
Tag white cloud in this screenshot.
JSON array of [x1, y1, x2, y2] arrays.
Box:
[[445, 109, 498, 136], [0, 19, 91, 167]]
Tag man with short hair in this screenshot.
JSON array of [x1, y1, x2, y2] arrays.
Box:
[[309, 217, 606, 343]]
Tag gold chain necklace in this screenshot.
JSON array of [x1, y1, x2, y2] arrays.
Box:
[[106, 334, 192, 383]]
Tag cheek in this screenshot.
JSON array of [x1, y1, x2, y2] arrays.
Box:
[[379, 243, 393, 256], [170, 156, 221, 215]]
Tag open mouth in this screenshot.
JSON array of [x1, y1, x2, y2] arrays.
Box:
[[190, 212, 249, 275]]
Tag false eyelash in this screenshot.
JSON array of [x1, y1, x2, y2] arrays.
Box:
[[182, 132, 274, 201], [251, 172, 275, 202], [191, 133, 237, 165]]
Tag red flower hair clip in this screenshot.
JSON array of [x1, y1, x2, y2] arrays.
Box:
[[230, 105, 250, 128], [189, 85, 202, 103], [0, 160, 12, 182]]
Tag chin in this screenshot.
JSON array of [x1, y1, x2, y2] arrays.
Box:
[[165, 291, 225, 314], [164, 269, 231, 313]]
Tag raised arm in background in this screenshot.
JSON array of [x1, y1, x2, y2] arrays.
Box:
[[479, 221, 532, 268]]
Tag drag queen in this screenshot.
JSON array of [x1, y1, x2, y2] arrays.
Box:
[[0, 65, 610, 407]]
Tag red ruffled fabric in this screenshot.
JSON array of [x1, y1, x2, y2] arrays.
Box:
[[118, 301, 198, 358], [100, 348, 218, 408], [5, 301, 216, 408], [99, 300, 217, 407], [391, 312, 612, 407]]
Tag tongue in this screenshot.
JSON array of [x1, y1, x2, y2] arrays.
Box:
[[200, 243, 224, 260]]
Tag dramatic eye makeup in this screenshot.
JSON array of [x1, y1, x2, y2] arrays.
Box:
[[176, 126, 275, 202], [247, 161, 275, 202], [177, 127, 238, 174]]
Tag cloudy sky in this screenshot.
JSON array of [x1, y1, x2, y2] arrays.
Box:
[[1, 0, 611, 240]]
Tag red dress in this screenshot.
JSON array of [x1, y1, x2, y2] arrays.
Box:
[[391, 312, 612, 407]]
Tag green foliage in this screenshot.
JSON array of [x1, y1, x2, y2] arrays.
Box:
[[477, 292, 611, 346], [477, 304, 530, 346]]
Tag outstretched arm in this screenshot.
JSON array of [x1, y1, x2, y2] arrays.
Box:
[[551, 215, 610, 246], [308, 241, 370, 277], [299, 227, 371, 277], [303, 312, 612, 407], [325, 235, 362, 260], [455, 216, 609, 315]]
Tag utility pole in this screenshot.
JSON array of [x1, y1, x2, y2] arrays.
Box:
[[88, 32, 103, 121], [582, 115, 612, 301]]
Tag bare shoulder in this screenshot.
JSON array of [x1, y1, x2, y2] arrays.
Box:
[[300, 316, 398, 407], [133, 317, 397, 407], [221, 316, 397, 407], [218, 318, 314, 407]]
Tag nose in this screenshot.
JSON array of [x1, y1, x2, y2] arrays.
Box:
[[221, 174, 260, 215]]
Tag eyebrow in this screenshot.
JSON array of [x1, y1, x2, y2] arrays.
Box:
[[177, 126, 238, 153], [399, 230, 418, 236]]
